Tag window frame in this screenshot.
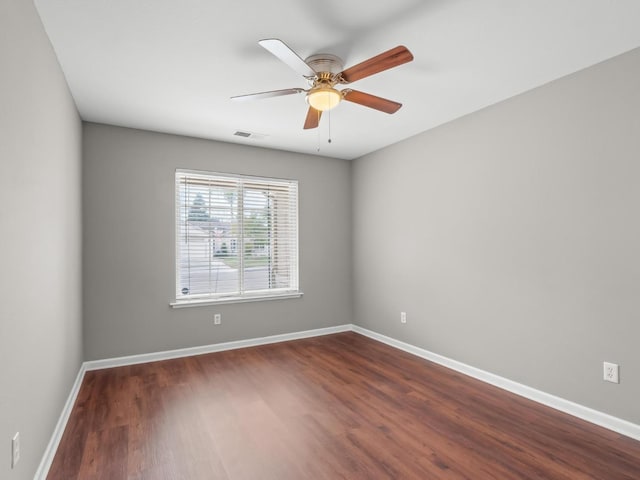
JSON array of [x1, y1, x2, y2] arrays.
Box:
[[170, 169, 302, 308]]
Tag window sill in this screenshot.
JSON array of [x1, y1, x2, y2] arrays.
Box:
[[170, 291, 303, 308]]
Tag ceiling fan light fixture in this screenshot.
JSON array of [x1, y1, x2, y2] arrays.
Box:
[[307, 86, 341, 111]]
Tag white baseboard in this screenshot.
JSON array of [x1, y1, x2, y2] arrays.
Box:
[[352, 325, 640, 442], [84, 324, 352, 371], [34, 363, 87, 480], [37, 322, 640, 479]]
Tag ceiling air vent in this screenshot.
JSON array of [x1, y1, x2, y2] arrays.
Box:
[[233, 131, 268, 140]]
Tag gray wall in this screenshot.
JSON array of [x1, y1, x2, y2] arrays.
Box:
[[82, 123, 352, 360], [352, 48, 640, 424], [0, 1, 83, 478]]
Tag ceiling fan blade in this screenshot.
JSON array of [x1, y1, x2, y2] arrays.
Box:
[[258, 39, 317, 78], [231, 88, 305, 102], [303, 107, 322, 129], [340, 46, 414, 83], [342, 90, 402, 114]]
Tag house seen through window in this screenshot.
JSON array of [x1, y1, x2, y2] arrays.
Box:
[[175, 170, 299, 304]]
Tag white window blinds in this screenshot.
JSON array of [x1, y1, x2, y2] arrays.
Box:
[[175, 170, 299, 303]]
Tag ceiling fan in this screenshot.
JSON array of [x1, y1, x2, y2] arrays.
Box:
[[231, 39, 414, 129]]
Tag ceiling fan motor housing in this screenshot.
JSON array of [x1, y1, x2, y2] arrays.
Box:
[[303, 54, 345, 111], [305, 54, 344, 75]]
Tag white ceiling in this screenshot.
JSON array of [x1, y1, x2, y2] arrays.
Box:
[[35, 0, 640, 160]]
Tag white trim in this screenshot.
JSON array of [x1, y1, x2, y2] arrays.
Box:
[[351, 325, 640, 442], [34, 363, 87, 480], [84, 324, 350, 370], [170, 291, 303, 308]]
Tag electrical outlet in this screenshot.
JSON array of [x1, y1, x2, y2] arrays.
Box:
[[11, 432, 20, 469], [214, 313, 221, 325], [603, 362, 619, 384], [400, 312, 407, 324]]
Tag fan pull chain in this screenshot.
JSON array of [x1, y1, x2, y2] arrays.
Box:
[[315, 106, 332, 153], [316, 108, 321, 152]]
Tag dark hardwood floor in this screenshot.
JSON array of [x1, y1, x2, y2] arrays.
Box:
[[48, 332, 640, 479]]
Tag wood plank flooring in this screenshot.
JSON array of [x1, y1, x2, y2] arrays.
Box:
[[48, 332, 640, 479]]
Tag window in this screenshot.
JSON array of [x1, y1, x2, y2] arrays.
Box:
[[173, 170, 300, 306]]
